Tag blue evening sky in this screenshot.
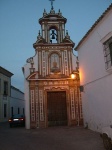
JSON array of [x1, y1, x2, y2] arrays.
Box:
[[0, 0, 111, 92]]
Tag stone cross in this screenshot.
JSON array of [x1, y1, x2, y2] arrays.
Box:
[[49, 0, 55, 9]]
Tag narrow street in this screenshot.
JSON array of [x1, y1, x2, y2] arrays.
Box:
[[0, 122, 105, 150]]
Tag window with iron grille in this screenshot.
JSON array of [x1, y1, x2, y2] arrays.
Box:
[[103, 37, 112, 70], [4, 104, 7, 118], [4, 81, 8, 95], [11, 107, 13, 117]]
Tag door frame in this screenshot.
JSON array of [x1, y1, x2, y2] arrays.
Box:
[[45, 90, 69, 127]]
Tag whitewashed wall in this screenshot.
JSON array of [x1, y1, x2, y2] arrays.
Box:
[[23, 63, 30, 129], [72, 52, 78, 70], [10, 86, 25, 117], [0, 73, 11, 122], [77, 9, 112, 132]]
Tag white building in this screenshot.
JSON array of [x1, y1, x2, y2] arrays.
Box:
[[0, 66, 13, 122], [0, 66, 25, 122], [10, 86, 25, 117], [75, 3, 112, 132]]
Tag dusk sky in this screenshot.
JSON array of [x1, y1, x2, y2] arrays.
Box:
[[0, 0, 111, 92]]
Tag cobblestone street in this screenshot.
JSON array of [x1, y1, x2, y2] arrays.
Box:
[[0, 122, 105, 150]]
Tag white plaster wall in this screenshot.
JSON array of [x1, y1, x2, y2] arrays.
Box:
[[33, 51, 38, 72], [11, 88, 24, 100], [0, 73, 11, 121], [10, 87, 24, 117], [72, 52, 77, 70], [82, 74, 112, 132], [23, 50, 38, 129], [23, 63, 30, 129], [24, 79, 30, 129], [77, 9, 112, 132], [23, 63, 30, 78]]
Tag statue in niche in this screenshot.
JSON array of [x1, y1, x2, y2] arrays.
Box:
[[50, 53, 60, 73]]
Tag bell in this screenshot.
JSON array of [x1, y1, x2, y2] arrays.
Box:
[[52, 34, 55, 39], [52, 30, 55, 34]]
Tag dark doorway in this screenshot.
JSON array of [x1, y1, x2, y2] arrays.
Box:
[[47, 91, 67, 126]]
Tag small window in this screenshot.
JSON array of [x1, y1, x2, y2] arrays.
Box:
[[109, 42, 112, 62], [4, 81, 8, 95], [4, 104, 7, 118], [103, 37, 112, 70], [11, 107, 13, 117]]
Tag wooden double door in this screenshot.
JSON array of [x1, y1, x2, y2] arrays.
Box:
[[47, 91, 67, 126]]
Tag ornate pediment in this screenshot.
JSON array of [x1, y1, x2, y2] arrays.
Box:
[[62, 38, 74, 44], [33, 38, 46, 48], [43, 14, 65, 19], [39, 13, 67, 24], [61, 30, 75, 47], [36, 38, 46, 44], [27, 72, 39, 80]]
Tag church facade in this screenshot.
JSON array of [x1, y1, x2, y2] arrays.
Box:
[[23, 4, 83, 129]]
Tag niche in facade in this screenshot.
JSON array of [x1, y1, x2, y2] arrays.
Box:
[[49, 53, 60, 73]]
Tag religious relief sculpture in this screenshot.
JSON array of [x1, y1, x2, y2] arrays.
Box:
[[50, 53, 60, 73]]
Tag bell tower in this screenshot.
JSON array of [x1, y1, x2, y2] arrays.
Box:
[[23, 0, 83, 129], [39, 0, 66, 44], [33, 1, 75, 78]]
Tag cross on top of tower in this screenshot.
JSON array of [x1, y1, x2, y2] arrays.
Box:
[[49, 0, 55, 9]]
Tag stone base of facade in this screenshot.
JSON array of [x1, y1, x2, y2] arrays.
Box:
[[30, 119, 83, 129]]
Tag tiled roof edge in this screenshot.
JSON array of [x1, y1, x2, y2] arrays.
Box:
[[0, 66, 13, 77], [11, 85, 24, 94], [75, 3, 112, 50]]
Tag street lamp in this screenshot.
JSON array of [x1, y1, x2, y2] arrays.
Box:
[[71, 71, 79, 80], [71, 73, 76, 79]]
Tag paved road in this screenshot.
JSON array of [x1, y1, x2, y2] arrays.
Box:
[[0, 122, 105, 150]]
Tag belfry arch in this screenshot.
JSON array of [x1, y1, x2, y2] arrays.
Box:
[[49, 25, 58, 43]]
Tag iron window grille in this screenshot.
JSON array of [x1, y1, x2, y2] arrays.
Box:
[[4, 104, 7, 118], [103, 37, 112, 70], [4, 81, 8, 96]]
